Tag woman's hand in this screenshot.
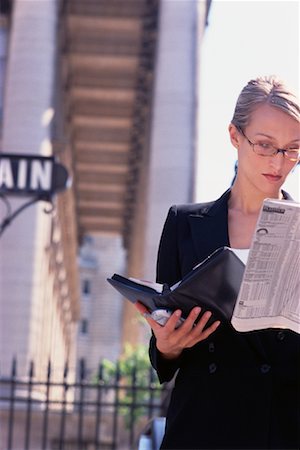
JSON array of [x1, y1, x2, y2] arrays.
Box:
[[135, 302, 220, 360]]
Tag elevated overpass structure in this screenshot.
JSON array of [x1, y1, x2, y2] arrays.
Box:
[[60, 0, 160, 248], [59, 0, 211, 249]]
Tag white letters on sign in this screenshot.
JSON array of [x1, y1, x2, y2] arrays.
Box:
[[17, 159, 28, 189], [0, 159, 14, 188], [0, 158, 53, 191], [30, 160, 52, 190]]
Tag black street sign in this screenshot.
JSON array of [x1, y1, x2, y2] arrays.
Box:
[[0, 153, 70, 200]]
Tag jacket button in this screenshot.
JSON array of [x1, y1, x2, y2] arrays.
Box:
[[208, 342, 215, 353], [277, 331, 285, 341], [260, 364, 271, 374], [208, 363, 217, 374]]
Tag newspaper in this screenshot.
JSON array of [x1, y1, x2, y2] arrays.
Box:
[[231, 198, 300, 334]]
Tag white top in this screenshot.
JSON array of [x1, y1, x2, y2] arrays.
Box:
[[231, 248, 249, 265]]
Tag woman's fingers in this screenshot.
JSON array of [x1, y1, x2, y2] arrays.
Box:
[[134, 302, 175, 331], [195, 310, 213, 330], [195, 311, 220, 336], [135, 301, 220, 351], [187, 311, 220, 344], [199, 319, 221, 340], [177, 306, 201, 331], [175, 309, 220, 348], [134, 302, 161, 330]]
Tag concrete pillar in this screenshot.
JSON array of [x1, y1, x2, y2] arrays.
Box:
[[143, 0, 198, 278], [125, 0, 200, 345]]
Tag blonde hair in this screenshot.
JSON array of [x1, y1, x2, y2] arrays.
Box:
[[231, 75, 300, 130]]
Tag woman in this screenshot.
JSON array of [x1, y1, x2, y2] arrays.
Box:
[[136, 76, 300, 449]]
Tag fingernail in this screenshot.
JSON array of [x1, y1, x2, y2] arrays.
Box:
[[194, 307, 201, 315], [175, 310, 181, 317]]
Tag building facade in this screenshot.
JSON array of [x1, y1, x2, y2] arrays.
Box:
[[0, 0, 211, 376], [0, 0, 80, 378]]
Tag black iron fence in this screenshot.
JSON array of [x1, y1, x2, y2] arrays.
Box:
[[0, 359, 168, 450]]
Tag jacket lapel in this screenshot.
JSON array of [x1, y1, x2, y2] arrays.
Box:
[[188, 189, 231, 262]]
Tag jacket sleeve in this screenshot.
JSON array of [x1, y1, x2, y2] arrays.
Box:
[[156, 205, 181, 286], [149, 205, 185, 383]]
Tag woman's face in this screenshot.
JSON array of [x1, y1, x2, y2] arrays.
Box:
[[230, 104, 299, 198]]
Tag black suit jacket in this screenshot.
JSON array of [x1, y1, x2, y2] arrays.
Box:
[[150, 189, 300, 450]]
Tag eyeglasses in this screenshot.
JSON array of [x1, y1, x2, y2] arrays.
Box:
[[237, 127, 300, 162]]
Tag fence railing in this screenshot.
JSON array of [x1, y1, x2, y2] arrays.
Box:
[[0, 358, 168, 450]]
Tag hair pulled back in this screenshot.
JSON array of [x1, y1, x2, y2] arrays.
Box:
[[231, 75, 300, 130]]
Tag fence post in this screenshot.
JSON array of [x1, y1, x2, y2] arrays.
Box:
[[7, 357, 17, 450], [94, 362, 104, 450], [41, 359, 51, 450], [111, 361, 121, 450], [77, 358, 85, 449], [129, 364, 137, 448], [58, 361, 69, 450], [24, 360, 34, 450]]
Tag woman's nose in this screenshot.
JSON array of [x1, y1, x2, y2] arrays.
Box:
[[269, 151, 285, 169]]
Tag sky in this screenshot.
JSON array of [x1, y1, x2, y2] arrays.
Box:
[[196, 0, 300, 202]]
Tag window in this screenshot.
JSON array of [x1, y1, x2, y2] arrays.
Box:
[[80, 319, 88, 335], [82, 279, 91, 295], [0, 0, 12, 15]]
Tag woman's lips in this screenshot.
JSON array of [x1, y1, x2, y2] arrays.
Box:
[[263, 174, 282, 182]]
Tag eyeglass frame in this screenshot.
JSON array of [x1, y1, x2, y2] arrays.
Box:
[[236, 126, 300, 162]]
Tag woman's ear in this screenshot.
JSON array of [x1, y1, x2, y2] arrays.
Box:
[[228, 123, 240, 149]]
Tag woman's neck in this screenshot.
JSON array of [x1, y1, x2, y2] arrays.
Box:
[[229, 181, 283, 214]]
